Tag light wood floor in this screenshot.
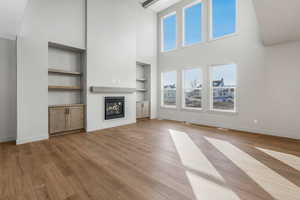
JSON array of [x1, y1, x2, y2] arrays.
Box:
[[0, 120, 299, 200]]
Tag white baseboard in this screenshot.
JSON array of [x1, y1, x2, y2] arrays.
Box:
[[0, 136, 16, 143], [160, 117, 300, 140], [17, 135, 49, 145]]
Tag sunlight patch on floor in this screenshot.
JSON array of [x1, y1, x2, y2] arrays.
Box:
[[206, 137, 300, 200], [257, 147, 300, 171], [169, 129, 240, 200]]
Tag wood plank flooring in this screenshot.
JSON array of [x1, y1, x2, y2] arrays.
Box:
[[0, 119, 299, 200]]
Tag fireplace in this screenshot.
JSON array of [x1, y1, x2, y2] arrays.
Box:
[[105, 97, 125, 120]]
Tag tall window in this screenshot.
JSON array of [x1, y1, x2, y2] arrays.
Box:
[[211, 0, 237, 39], [210, 64, 237, 112], [162, 13, 177, 52], [161, 71, 177, 107], [182, 68, 203, 109], [183, 1, 203, 46]]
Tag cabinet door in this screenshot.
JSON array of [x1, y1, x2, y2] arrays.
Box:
[[68, 106, 84, 131], [136, 102, 142, 119], [142, 101, 150, 118], [49, 107, 67, 134]]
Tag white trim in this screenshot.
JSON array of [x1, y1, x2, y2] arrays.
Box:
[[161, 105, 177, 109], [17, 135, 49, 145], [209, 0, 239, 41], [209, 64, 238, 113], [161, 11, 177, 52], [181, 107, 203, 112], [182, 0, 204, 47], [181, 67, 203, 110]]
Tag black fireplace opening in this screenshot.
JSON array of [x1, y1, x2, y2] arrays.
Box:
[[105, 96, 125, 120]]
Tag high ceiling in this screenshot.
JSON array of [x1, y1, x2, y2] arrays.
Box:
[[1, 0, 300, 45], [0, 0, 28, 40], [253, 0, 300, 45]]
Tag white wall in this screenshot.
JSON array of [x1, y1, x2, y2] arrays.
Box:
[[263, 41, 300, 138], [86, 0, 158, 131], [0, 38, 17, 142], [86, 0, 137, 131], [157, 0, 300, 139], [17, 0, 86, 144]]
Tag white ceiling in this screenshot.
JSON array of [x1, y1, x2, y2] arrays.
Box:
[[253, 0, 300, 45], [0, 0, 28, 40]]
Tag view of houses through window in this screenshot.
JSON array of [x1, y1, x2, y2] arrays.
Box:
[[162, 71, 177, 106], [211, 64, 237, 111], [183, 68, 202, 109]]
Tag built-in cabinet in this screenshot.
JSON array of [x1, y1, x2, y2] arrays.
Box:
[[49, 105, 84, 135], [48, 42, 86, 136], [136, 101, 149, 118], [136, 62, 151, 119]]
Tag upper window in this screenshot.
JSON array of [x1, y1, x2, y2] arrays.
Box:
[[210, 64, 237, 112], [182, 68, 203, 109], [162, 13, 177, 52], [211, 0, 237, 39], [161, 71, 177, 107], [183, 1, 203, 46]]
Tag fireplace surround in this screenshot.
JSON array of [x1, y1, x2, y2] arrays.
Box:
[[105, 97, 125, 120]]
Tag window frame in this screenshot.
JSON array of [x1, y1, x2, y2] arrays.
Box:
[[209, 64, 238, 113], [182, 0, 204, 47], [161, 12, 178, 53], [161, 71, 177, 108], [181, 67, 203, 110], [209, 0, 239, 41]]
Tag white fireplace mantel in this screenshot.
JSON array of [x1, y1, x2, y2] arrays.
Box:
[[90, 86, 136, 93]]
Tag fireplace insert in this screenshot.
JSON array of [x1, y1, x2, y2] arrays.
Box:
[[105, 97, 125, 120]]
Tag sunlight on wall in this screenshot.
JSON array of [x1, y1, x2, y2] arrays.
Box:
[[169, 129, 240, 200], [257, 147, 300, 171], [206, 137, 300, 200]]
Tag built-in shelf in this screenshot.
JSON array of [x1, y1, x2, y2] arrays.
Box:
[[48, 41, 85, 53], [48, 68, 82, 76], [136, 78, 146, 82], [136, 89, 147, 92], [49, 104, 84, 108], [48, 85, 81, 90]]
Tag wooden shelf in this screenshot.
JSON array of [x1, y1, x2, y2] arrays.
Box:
[[136, 89, 147, 92], [48, 85, 81, 90], [48, 41, 85, 53], [48, 68, 82, 76], [49, 104, 84, 108], [136, 78, 146, 82]]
